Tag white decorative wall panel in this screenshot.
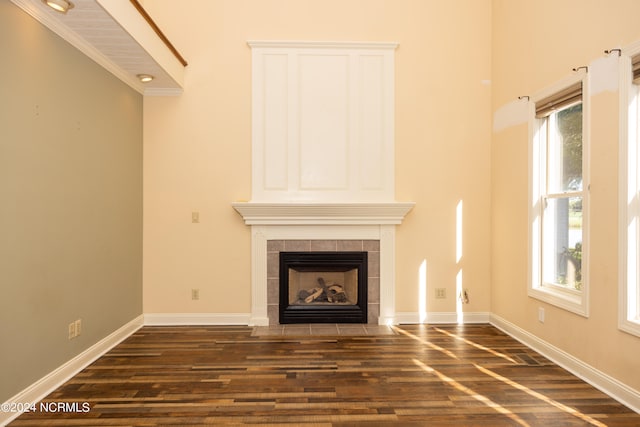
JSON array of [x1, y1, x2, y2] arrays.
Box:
[[359, 55, 387, 191], [249, 41, 397, 202], [263, 54, 289, 190], [299, 54, 349, 190]]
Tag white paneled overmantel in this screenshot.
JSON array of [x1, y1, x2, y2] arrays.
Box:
[[235, 41, 414, 326], [248, 40, 398, 202]]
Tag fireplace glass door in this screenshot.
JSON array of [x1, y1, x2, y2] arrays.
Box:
[[279, 252, 368, 324], [289, 270, 358, 306]]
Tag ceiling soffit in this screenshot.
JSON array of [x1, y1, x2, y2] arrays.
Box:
[[11, 0, 186, 95]]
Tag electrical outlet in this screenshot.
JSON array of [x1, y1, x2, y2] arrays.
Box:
[[192, 212, 200, 223], [459, 289, 469, 304], [192, 289, 200, 300], [74, 319, 82, 336], [538, 307, 545, 323], [68, 322, 76, 339], [435, 288, 446, 299]]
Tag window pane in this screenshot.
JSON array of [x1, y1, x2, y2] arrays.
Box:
[[542, 196, 583, 290], [548, 103, 583, 192]]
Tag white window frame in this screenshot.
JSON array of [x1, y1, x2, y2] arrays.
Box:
[[619, 43, 640, 337], [528, 73, 590, 316]]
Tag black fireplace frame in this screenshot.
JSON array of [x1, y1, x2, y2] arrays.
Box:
[[279, 251, 368, 324]]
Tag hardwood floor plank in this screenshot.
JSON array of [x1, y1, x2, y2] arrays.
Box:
[[8, 324, 640, 426]]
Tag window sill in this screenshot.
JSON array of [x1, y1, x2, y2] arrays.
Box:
[[528, 286, 589, 317], [619, 318, 640, 338]]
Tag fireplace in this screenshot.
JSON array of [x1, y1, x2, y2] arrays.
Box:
[[279, 251, 368, 324], [232, 41, 414, 326]]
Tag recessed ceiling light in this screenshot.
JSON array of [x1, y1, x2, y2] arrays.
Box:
[[137, 74, 155, 83], [43, 0, 74, 13]]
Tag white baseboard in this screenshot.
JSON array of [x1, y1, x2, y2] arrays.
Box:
[[144, 312, 251, 325], [394, 311, 491, 324], [0, 315, 144, 426], [490, 313, 640, 413]]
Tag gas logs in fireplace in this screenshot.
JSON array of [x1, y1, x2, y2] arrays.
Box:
[[279, 252, 368, 324], [297, 277, 350, 304]]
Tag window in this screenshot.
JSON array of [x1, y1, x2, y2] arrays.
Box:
[[529, 75, 589, 316], [619, 49, 640, 337]]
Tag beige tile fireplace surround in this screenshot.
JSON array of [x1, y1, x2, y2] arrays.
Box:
[[267, 239, 380, 325]]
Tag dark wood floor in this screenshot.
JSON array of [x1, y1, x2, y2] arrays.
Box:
[[10, 324, 640, 426]]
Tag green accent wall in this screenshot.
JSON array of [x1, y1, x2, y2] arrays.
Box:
[[0, 1, 143, 401]]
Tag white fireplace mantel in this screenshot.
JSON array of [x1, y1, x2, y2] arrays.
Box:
[[232, 201, 415, 225]]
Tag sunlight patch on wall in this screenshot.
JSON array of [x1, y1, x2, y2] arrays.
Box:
[[493, 98, 529, 133], [419, 259, 427, 323], [456, 269, 464, 324], [456, 200, 463, 263], [456, 200, 464, 323]]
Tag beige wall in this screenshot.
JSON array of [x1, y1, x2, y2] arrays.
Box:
[[0, 2, 143, 402], [142, 0, 493, 316], [491, 0, 640, 391]]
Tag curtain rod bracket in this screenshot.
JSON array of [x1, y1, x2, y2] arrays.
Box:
[[572, 66, 588, 73], [605, 48, 622, 56]]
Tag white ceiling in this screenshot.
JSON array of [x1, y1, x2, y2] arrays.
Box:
[[11, 0, 186, 95]]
